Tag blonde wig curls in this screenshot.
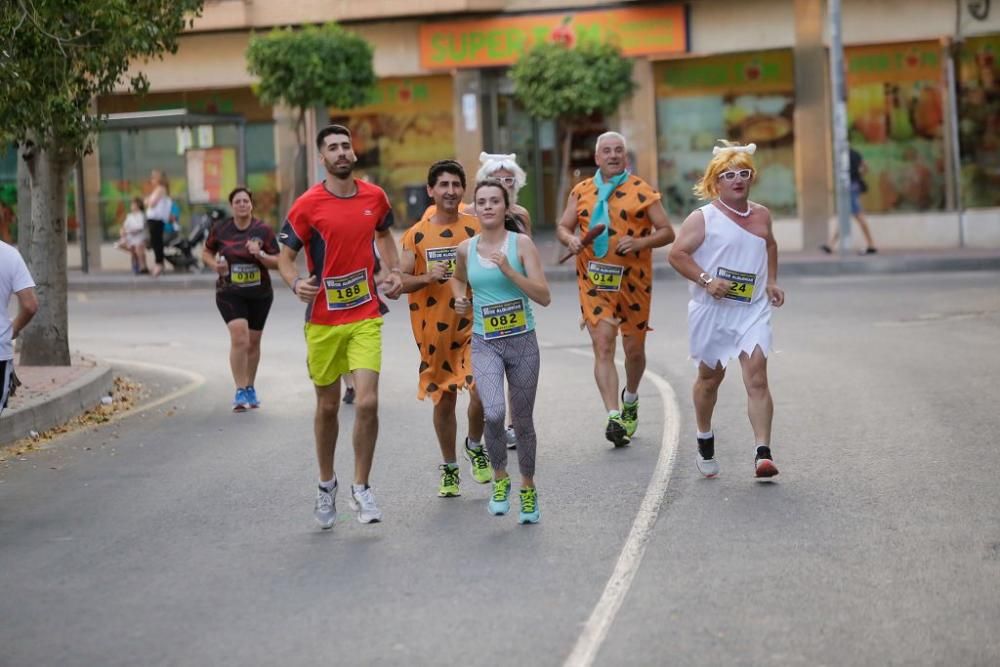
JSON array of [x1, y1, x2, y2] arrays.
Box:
[[692, 141, 758, 200]]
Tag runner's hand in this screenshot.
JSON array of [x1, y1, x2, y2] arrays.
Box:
[[454, 296, 471, 315], [615, 236, 641, 255], [382, 271, 403, 300], [294, 275, 320, 303], [565, 236, 583, 255], [490, 249, 510, 273], [706, 279, 732, 300], [245, 239, 262, 256], [767, 284, 785, 307], [427, 261, 447, 283]]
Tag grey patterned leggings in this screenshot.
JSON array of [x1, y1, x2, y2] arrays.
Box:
[[471, 331, 539, 478]]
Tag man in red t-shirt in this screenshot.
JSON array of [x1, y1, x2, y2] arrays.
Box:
[[278, 124, 403, 530]]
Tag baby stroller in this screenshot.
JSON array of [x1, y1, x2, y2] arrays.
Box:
[[163, 206, 227, 272]]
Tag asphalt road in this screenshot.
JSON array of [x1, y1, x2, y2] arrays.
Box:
[[1, 270, 998, 666]]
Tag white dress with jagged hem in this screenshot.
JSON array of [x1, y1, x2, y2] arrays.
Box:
[[687, 203, 772, 369]]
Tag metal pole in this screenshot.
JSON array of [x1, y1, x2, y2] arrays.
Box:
[[237, 119, 247, 186], [74, 160, 88, 274], [944, 42, 965, 247], [828, 0, 853, 255]]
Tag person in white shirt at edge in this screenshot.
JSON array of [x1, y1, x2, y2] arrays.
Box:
[[667, 141, 785, 480], [0, 241, 39, 417]]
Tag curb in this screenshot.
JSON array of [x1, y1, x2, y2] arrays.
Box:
[[0, 364, 114, 446]]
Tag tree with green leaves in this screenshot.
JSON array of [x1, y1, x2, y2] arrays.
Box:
[[511, 40, 636, 208], [0, 0, 204, 365], [246, 23, 376, 195]]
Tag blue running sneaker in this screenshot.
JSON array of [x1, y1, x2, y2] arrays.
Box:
[[488, 477, 511, 516], [246, 386, 260, 409], [518, 487, 540, 524], [232, 388, 251, 412]]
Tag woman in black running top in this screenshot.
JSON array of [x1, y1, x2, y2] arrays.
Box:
[[202, 187, 280, 412]]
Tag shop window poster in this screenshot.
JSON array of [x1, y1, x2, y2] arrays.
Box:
[[656, 93, 797, 219], [846, 42, 946, 213], [958, 35, 1000, 209]]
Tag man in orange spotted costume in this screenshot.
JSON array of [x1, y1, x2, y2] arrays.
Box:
[[556, 131, 675, 447], [399, 160, 488, 497]]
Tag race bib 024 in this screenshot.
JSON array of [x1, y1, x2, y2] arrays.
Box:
[[717, 267, 756, 303], [481, 299, 527, 340], [587, 261, 624, 292], [324, 269, 372, 311]]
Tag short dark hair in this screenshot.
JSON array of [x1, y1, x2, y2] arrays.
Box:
[[228, 186, 253, 204], [427, 159, 466, 189], [316, 124, 352, 151]]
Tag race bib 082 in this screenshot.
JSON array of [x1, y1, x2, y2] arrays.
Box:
[[481, 299, 527, 340], [324, 269, 372, 311]]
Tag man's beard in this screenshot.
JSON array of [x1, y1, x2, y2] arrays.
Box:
[[324, 158, 354, 179], [437, 197, 460, 215]]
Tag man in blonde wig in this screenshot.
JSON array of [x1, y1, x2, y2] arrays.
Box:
[[668, 141, 785, 480]]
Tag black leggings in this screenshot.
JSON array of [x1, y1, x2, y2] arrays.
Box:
[[147, 219, 165, 265]]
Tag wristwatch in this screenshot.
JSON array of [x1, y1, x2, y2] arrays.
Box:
[[698, 271, 714, 287]]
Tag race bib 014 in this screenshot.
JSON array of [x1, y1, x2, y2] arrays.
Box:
[[324, 269, 372, 311], [717, 267, 756, 303], [481, 298, 527, 340], [587, 261, 624, 292]]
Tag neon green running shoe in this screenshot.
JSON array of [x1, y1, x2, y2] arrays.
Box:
[[605, 412, 631, 447], [620, 389, 638, 438], [438, 464, 460, 498], [518, 487, 540, 524], [488, 477, 511, 515], [464, 438, 491, 484]]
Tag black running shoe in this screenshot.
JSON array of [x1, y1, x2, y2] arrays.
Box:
[[605, 414, 630, 447], [754, 446, 779, 478]]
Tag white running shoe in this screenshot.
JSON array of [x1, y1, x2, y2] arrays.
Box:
[[505, 425, 517, 450], [349, 485, 383, 524], [696, 456, 720, 478], [314, 484, 337, 530]]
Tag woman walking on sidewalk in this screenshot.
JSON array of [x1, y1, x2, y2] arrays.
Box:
[[144, 170, 172, 278], [450, 178, 550, 524], [202, 187, 280, 412]]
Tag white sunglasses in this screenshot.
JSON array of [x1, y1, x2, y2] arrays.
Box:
[[718, 169, 753, 181]]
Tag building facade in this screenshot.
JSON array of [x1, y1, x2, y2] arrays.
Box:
[[54, 0, 1000, 267]]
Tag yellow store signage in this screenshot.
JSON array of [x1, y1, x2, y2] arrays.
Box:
[[655, 50, 794, 96], [419, 6, 687, 70], [846, 41, 942, 86]]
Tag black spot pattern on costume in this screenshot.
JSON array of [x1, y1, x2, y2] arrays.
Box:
[[587, 288, 598, 297], [644, 285, 652, 294], [608, 228, 617, 236], [436, 322, 449, 332], [626, 229, 635, 236], [458, 318, 471, 330], [414, 232, 425, 244], [627, 282, 637, 293], [448, 297, 456, 309], [419, 361, 430, 372], [637, 193, 647, 203], [448, 384, 458, 392], [422, 319, 427, 330], [580, 209, 590, 217], [619, 210, 628, 221], [426, 383, 439, 392], [442, 361, 454, 373], [630, 303, 642, 311], [450, 341, 462, 350], [637, 321, 647, 330], [593, 306, 603, 315], [440, 228, 454, 238], [409, 303, 419, 311], [465, 375, 474, 385], [639, 269, 646, 280], [623, 267, 632, 276], [636, 210, 646, 219], [593, 188, 599, 197], [465, 227, 477, 237], [615, 191, 626, 199], [427, 296, 438, 307], [640, 228, 650, 236], [633, 179, 641, 186], [428, 344, 437, 355]]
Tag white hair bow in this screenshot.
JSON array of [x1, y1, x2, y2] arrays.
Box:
[[713, 143, 756, 156], [480, 151, 517, 164]]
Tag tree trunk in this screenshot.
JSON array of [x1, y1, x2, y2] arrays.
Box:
[[294, 108, 308, 196], [16, 142, 33, 260], [555, 122, 575, 215], [19, 144, 72, 366]]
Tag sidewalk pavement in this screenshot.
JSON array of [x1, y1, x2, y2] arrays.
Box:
[[6, 235, 998, 446], [1, 354, 112, 447], [67, 232, 1000, 291]]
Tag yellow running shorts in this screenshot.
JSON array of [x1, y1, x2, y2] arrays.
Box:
[[304, 317, 383, 387]]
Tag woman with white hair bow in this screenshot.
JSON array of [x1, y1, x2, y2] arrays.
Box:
[[464, 152, 532, 236]]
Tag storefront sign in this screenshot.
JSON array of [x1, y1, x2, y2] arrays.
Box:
[[186, 147, 237, 205], [329, 76, 453, 116], [846, 41, 942, 86], [419, 6, 687, 69], [655, 50, 794, 96]]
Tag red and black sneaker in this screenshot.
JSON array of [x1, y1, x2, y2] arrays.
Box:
[[754, 446, 779, 479]]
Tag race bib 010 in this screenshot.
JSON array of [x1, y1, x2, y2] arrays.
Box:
[[324, 269, 372, 311], [587, 261, 624, 292], [481, 298, 527, 340], [426, 246, 458, 279], [717, 267, 756, 303], [230, 262, 262, 287]]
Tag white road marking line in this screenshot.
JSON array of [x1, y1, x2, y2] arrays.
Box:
[[561, 347, 681, 667]]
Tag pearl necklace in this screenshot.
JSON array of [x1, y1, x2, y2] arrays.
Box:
[[716, 198, 751, 218]]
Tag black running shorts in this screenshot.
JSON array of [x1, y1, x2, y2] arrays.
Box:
[[215, 291, 273, 331]]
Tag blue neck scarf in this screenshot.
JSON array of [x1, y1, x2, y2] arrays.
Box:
[[591, 169, 630, 259]]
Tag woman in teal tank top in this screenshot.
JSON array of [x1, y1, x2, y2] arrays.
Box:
[[450, 179, 550, 524]]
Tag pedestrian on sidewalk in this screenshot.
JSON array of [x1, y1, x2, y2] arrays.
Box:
[[822, 146, 878, 255], [1, 240, 38, 417], [202, 187, 279, 412], [116, 197, 149, 274], [278, 124, 403, 530], [668, 140, 784, 480], [555, 131, 674, 447], [451, 178, 550, 524], [144, 170, 172, 278]]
